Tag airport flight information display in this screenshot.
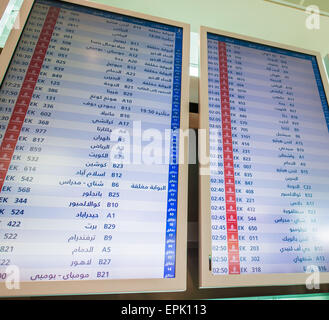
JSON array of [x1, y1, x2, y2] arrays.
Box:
[[207, 33, 329, 275], [0, 0, 183, 284]]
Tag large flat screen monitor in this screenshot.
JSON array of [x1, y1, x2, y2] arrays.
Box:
[[0, 0, 189, 297], [199, 26, 329, 288]]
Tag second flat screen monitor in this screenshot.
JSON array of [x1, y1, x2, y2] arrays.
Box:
[[199, 27, 329, 288]]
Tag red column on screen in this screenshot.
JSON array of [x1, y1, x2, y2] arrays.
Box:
[[218, 41, 240, 275]]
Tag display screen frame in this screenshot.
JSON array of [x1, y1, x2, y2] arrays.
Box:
[[0, 0, 190, 297], [325, 54, 329, 78], [199, 25, 329, 289]]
